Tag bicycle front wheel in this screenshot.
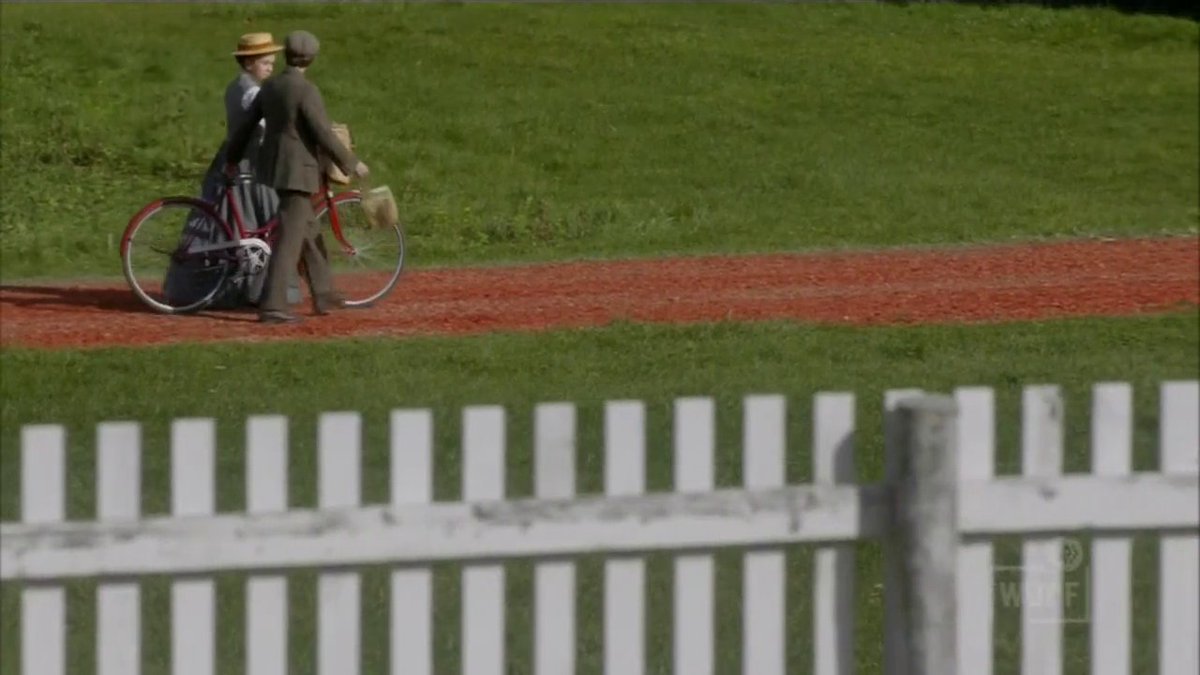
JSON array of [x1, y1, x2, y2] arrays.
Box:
[[121, 197, 237, 314], [316, 192, 406, 307]]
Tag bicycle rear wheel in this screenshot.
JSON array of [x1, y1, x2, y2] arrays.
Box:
[[315, 192, 406, 307], [121, 197, 237, 314]]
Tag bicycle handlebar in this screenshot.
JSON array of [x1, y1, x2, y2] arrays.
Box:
[[223, 171, 340, 196]]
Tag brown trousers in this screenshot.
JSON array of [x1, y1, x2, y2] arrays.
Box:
[[260, 190, 333, 313]]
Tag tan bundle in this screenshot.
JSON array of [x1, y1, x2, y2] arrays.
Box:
[[361, 185, 398, 229], [326, 122, 353, 184]]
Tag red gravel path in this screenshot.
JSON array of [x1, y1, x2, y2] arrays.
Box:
[[1, 236, 1196, 351]]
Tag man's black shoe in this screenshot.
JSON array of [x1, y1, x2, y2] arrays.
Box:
[[260, 311, 301, 324]]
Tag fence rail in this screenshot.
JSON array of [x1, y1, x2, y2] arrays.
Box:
[[4, 474, 1196, 581], [2, 381, 1197, 675]]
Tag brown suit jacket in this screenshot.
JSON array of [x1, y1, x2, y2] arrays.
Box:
[[226, 66, 358, 195]]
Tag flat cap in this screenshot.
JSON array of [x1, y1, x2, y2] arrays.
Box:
[[284, 30, 320, 59]]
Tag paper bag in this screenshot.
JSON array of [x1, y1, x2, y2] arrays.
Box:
[[361, 185, 398, 229]]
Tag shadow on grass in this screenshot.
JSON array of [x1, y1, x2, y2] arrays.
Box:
[[941, 0, 1199, 20]]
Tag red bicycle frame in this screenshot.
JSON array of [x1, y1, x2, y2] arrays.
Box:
[[220, 173, 361, 255], [118, 174, 365, 272]]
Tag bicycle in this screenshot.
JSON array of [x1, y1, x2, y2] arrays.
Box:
[[119, 173, 406, 314]]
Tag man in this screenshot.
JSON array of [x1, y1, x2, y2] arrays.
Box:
[[224, 29, 369, 324]]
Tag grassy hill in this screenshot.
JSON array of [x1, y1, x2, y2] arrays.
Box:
[[1, 2, 1196, 280]]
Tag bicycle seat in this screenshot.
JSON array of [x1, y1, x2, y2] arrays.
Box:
[[224, 171, 257, 186]]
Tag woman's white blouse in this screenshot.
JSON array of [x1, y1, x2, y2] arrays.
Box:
[[224, 71, 266, 144]]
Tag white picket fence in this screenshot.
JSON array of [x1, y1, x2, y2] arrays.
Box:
[[1, 381, 1197, 675]]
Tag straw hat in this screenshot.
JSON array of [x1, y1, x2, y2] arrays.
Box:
[[232, 33, 284, 57]]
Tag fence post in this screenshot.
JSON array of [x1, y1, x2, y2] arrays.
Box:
[[890, 394, 959, 675]]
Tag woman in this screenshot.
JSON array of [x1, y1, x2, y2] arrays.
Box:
[[165, 33, 300, 308]]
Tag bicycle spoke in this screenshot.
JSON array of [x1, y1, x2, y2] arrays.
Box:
[[317, 194, 406, 306]]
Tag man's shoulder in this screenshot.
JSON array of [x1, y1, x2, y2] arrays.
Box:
[[256, 75, 279, 96], [262, 70, 297, 91]]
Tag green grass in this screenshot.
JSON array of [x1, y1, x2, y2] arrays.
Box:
[[1, 2, 1197, 281], [2, 312, 1197, 674]]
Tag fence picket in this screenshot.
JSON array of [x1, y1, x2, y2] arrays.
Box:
[[883, 388, 923, 675], [20, 424, 66, 675], [813, 392, 855, 675], [462, 406, 506, 675], [604, 401, 646, 675], [1159, 381, 1199, 675], [673, 397, 716, 675], [171, 419, 216, 675], [246, 415, 289, 675], [1090, 384, 1132, 675], [534, 403, 577, 675], [1021, 386, 1064, 675], [97, 422, 142, 675], [317, 412, 362, 675], [390, 409, 434, 675], [955, 387, 995, 675], [742, 395, 786, 675]]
